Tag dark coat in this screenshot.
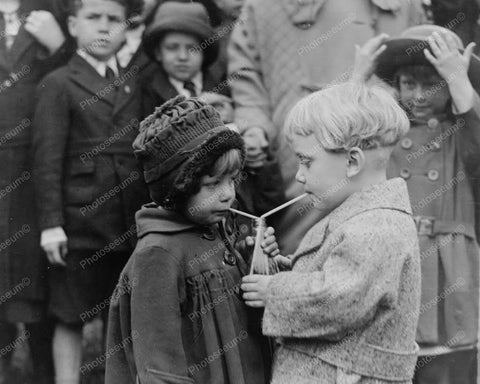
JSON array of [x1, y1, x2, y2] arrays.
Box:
[[141, 64, 227, 117], [106, 205, 268, 384], [0, 1, 70, 306], [32, 53, 150, 253]]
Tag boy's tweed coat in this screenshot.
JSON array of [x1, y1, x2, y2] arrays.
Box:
[[263, 178, 422, 383]]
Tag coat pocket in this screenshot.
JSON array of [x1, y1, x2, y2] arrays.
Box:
[[336, 367, 362, 384], [64, 159, 96, 205], [145, 368, 195, 384]]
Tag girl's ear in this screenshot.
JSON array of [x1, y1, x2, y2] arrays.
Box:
[[345, 147, 365, 178]]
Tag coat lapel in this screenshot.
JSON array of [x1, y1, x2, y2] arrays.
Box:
[[8, 25, 35, 66], [151, 68, 179, 104], [68, 54, 116, 108]]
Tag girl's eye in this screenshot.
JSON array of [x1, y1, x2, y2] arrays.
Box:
[[300, 158, 312, 168]]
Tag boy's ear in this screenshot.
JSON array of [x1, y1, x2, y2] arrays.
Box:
[[345, 147, 365, 178], [67, 15, 78, 38], [154, 44, 163, 63]]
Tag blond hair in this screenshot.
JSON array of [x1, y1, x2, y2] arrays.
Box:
[[285, 82, 410, 152]]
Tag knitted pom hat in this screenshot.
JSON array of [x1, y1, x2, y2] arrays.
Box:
[[133, 96, 245, 206]]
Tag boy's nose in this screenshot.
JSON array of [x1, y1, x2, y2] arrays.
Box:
[[178, 47, 189, 60], [295, 169, 306, 184], [98, 15, 111, 32]]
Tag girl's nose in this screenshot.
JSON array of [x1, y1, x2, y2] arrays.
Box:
[[219, 182, 235, 202]]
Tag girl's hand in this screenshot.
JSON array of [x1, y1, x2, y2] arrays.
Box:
[[245, 226, 279, 257], [424, 31, 476, 113], [241, 274, 271, 307], [351, 33, 389, 82], [274, 255, 292, 271], [25, 11, 65, 54]]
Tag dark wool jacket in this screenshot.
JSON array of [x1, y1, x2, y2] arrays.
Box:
[[105, 205, 268, 384], [0, 0, 70, 305], [32, 53, 150, 252], [140, 64, 227, 118]]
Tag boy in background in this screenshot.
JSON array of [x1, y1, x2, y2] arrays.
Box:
[[32, 0, 149, 383], [140, 1, 226, 117]]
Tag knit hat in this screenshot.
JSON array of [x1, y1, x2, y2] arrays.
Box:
[[133, 96, 245, 206], [375, 25, 480, 89], [143, 1, 219, 68]]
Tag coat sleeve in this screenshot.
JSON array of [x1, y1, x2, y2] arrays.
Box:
[[262, 219, 407, 339], [130, 246, 194, 384], [456, 91, 480, 176], [227, 0, 276, 140], [32, 72, 69, 230]]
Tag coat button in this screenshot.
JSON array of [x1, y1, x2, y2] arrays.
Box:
[[401, 138, 413, 149], [124, 85, 131, 94], [427, 118, 439, 130], [4, 79, 12, 88], [431, 141, 441, 151], [427, 169, 439, 181], [400, 168, 411, 179]]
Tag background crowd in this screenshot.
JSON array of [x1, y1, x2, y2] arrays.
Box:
[[0, 0, 480, 383]]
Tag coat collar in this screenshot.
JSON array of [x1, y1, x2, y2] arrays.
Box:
[[327, 177, 412, 232], [136, 203, 197, 238], [68, 53, 119, 110], [150, 65, 222, 102]]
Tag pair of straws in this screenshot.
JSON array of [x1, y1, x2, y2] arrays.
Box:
[[229, 193, 308, 275]]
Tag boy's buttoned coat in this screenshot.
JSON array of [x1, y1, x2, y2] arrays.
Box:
[[33, 53, 149, 252], [0, 1, 69, 309], [263, 179, 422, 383]]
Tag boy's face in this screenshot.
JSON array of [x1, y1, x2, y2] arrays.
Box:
[[184, 172, 238, 226], [156, 32, 204, 82], [68, 0, 127, 61], [213, 0, 244, 19], [398, 67, 450, 120], [292, 134, 350, 214]]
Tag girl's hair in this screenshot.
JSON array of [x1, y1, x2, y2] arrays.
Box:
[[284, 82, 410, 152], [392, 65, 442, 88], [149, 148, 243, 209]]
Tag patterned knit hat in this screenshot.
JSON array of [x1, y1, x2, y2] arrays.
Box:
[[133, 96, 245, 206]]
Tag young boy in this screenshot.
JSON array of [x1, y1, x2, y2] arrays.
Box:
[[242, 82, 422, 383], [140, 1, 226, 117], [354, 26, 480, 384], [32, 1, 149, 383], [105, 96, 277, 384]]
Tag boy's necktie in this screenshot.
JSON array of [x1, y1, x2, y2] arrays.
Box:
[[183, 80, 197, 97], [105, 66, 116, 80]]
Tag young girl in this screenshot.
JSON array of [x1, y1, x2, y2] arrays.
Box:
[[105, 96, 277, 384], [354, 26, 480, 384]]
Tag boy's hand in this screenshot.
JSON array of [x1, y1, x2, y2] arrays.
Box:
[[42, 241, 68, 267], [243, 127, 268, 169], [424, 31, 476, 113], [241, 274, 272, 307], [351, 33, 389, 82], [245, 226, 280, 257], [25, 11, 65, 55]]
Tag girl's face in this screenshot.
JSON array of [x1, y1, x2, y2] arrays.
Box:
[[183, 172, 239, 226], [397, 67, 450, 120]]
